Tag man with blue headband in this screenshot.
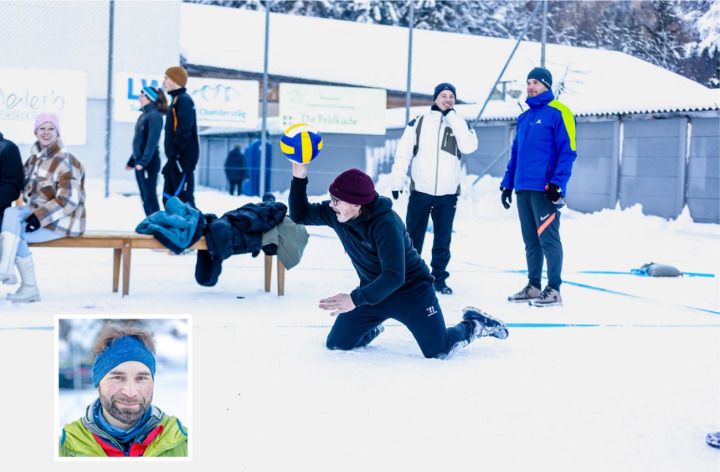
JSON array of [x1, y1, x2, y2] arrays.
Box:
[[59, 322, 188, 457]]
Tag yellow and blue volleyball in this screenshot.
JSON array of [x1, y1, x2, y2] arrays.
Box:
[[280, 123, 323, 164]]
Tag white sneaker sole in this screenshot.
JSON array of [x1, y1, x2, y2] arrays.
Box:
[[508, 297, 538, 303], [529, 300, 563, 307]]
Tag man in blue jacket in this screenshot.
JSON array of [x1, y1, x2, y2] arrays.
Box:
[[500, 67, 577, 307], [290, 162, 508, 358]]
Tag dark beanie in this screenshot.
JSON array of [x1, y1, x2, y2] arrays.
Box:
[[165, 66, 188, 88], [433, 82, 456, 101], [527, 67, 552, 90], [329, 168, 377, 206]]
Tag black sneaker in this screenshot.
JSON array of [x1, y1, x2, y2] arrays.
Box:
[[529, 286, 562, 307], [508, 284, 541, 303], [435, 284, 453, 295], [462, 306, 509, 340]]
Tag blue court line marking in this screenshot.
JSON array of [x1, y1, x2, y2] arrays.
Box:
[[4, 324, 718, 332], [459, 261, 720, 316], [577, 270, 714, 278], [560, 279, 720, 316]]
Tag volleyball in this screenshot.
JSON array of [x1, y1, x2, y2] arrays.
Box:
[[280, 123, 323, 164]]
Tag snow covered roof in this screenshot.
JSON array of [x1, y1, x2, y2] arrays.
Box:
[[181, 3, 719, 123]]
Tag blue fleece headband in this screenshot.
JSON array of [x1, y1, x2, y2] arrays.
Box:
[[92, 336, 156, 387], [141, 86, 158, 102]]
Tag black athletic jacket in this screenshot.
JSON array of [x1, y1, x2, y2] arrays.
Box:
[[164, 88, 199, 172], [290, 176, 433, 307]]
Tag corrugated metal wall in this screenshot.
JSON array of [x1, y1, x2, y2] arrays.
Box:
[[200, 113, 719, 223]]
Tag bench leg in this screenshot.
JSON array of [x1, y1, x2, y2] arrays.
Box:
[[122, 243, 132, 296], [112, 248, 121, 293], [264, 254, 272, 292], [277, 257, 285, 296]]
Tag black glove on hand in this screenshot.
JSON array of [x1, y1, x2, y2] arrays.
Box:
[[25, 214, 41, 233], [392, 190, 400, 200], [544, 183, 562, 203], [501, 188, 512, 209]]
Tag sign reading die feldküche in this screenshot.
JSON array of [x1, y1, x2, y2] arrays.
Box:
[[0, 68, 87, 145], [114, 73, 259, 129], [279, 83, 386, 135]]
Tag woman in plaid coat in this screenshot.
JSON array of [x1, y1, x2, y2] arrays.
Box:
[[0, 113, 85, 302]]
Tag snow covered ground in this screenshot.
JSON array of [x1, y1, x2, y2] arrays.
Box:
[[1, 173, 718, 470]]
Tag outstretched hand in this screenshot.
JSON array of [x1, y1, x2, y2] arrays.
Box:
[[319, 293, 355, 317], [292, 162, 308, 179]]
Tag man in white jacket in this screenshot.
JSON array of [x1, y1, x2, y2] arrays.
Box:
[[391, 83, 478, 294]]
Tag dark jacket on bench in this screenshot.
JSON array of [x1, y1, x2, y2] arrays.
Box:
[[195, 201, 288, 286], [203, 201, 287, 260]]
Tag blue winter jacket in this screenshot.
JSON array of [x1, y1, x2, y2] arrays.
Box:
[[289, 176, 433, 307], [135, 196, 203, 254], [501, 90, 577, 194]]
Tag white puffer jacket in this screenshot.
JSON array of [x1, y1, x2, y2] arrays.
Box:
[[391, 108, 478, 196]]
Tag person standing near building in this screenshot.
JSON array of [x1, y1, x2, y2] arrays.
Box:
[[290, 163, 508, 359], [125, 86, 167, 216], [500, 67, 577, 307], [224, 144, 247, 196], [390, 82, 478, 295], [244, 138, 272, 196], [0, 131, 24, 226], [162, 66, 199, 208]]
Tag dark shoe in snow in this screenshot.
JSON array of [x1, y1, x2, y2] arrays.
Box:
[[508, 284, 541, 303], [707, 432, 720, 448], [435, 283, 453, 295], [462, 306, 509, 340], [529, 286, 562, 307]]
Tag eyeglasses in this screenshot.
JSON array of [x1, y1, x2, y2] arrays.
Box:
[[330, 195, 340, 206]]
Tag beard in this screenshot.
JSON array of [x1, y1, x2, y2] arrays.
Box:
[[99, 390, 152, 428]]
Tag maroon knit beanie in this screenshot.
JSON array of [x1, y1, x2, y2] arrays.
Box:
[[328, 168, 377, 206]]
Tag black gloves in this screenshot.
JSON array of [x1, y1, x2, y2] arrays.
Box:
[[545, 183, 562, 203], [392, 190, 400, 200], [25, 214, 41, 233], [501, 187, 512, 209]]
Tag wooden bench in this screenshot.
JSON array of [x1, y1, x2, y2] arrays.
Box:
[[28, 231, 285, 296]]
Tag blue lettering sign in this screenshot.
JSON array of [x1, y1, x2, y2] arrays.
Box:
[[127, 78, 161, 100]]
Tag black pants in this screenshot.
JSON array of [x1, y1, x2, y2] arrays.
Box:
[[326, 281, 474, 358], [228, 180, 242, 196], [405, 191, 458, 287], [517, 190, 563, 290], [134, 168, 160, 216], [162, 163, 196, 208]]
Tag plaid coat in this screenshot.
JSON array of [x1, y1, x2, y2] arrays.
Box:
[[23, 139, 86, 237]]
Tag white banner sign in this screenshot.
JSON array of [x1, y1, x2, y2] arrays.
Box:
[[188, 77, 259, 129], [113, 73, 164, 123], [115, 74, 259, 129], [279, 83, 386, 135], [0, 68, 87, 145]]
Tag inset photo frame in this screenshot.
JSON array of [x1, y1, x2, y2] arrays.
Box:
[[55, 315, 191, 460]]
